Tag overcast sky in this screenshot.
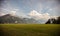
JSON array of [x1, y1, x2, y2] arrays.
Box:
[[0, 0, 60, 23]]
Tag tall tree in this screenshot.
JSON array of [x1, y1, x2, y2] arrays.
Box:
[[45, 16, 60, 24], [56, 16, 60, 24], [45, 19, 51, 24]]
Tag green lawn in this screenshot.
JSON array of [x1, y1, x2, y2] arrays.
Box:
[[0, 24, 60, 36]]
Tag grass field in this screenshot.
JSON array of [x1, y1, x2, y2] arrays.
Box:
[[0, 24, 60, 36]]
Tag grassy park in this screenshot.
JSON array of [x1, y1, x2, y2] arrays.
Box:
[[0, 24, 60, 36]]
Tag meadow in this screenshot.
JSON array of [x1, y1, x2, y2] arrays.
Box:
[[0, 24, 60, 36]]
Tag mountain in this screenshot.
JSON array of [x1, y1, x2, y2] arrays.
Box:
[[0, 14, 39, 24]]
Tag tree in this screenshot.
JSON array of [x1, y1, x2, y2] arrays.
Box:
[[45, 19, 51, 24], [51, 18, 57, 24], [45, 16, 60, 24], [56, 16, 60, 24]]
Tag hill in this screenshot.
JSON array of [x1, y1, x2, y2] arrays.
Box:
[[0, 14, 38, 24]]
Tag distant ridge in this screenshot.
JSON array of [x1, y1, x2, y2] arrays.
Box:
[[0, 14, 39, 24]]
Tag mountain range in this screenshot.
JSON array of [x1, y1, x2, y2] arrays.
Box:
[[0, 14, 39, 24]]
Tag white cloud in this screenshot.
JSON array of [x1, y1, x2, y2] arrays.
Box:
[[50, 16, 58, 20], [10, 9, 19, 16], [0, 13, 6, 16], [0, 9, 17, 16], [10, 10, 16, 16], [29, 10, 41, 16], [29, 10, 58, 20], [1, 7, 19, 16], [29, 10, 50, 20]]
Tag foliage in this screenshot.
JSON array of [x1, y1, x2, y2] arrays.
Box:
[[45, 16, 60, 24]]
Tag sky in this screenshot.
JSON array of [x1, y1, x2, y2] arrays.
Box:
[[0, 0, 60, 23]]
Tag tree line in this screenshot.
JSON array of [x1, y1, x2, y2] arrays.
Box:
[[45, 16, 60, 24]]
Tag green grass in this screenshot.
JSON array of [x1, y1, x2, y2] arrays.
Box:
[[0, 24, 60, 36]]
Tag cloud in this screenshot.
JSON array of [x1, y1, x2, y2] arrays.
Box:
[[0, 12, 6, 16], [9, 8, 19, 16], [29, 10, 50, 20], [28, 10, 58, 20], [0, 8, 18, 16], [10, 10, 16, 16]]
